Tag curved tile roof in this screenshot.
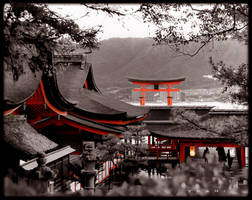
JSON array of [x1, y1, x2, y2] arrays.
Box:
[[84, 89, 150, 118], [55, 65, 125, 117], [55, 63, 149, 119], [64, 114, 124, 134], [148, 123, 235, 141]]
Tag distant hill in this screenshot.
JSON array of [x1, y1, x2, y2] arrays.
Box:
[[85, 38, 247, 99]]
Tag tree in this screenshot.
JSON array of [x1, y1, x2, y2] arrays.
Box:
[[95, 134, 123, 164], [209, 57, 248, 105], [3, 3, 100, 81], [173, 108, 248, 146], [138, 3, 248, 54], [125, 124, 150, 159], [95, 124, 150, 163]]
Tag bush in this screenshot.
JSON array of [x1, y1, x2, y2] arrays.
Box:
[[104, 154, 248, 196]]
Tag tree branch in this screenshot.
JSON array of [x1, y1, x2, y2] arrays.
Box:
[[173, 36, 213, 57], [82, 4, 126, 16], [236, 7, 249, 17], [188, 4, 214, 13], [177, 112, 220, 135]]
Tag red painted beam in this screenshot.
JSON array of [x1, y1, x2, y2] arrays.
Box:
[[182, 143, 240, 148], [61, 118, 121, 138], [33, 116, 121, 137], [71, 151, 81, 155], [33, 118, 59, 129], [151, 142, 239, 148], [133, 88, 180, 92]]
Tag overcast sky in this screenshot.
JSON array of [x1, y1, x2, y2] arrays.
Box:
[[48, 4, 156, 41]]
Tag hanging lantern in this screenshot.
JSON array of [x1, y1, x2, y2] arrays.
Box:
[[190, 146, 196, 157]]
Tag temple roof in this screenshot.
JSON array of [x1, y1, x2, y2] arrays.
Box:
[[4, 67, 42, 109], [81, 89, 150, 118], [55, 63, 149, 119], [147, 123, 235, 141], [4, 116, 58, 160], [63, 114, 125, 134], [127, 76, 186, 83]]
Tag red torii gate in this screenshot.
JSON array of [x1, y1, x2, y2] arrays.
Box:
[[128, 77, 185, 106]]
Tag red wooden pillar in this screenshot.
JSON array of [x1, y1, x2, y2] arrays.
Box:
[[167, 83, 172, 106], [241, 146, 245, 167], [156, 140, 159, 160], [142, 85, 146, 105], [167, 96, 172, 106], [180, 143, 185, 163], [148, 135, 151, 149], [84, 80, 88, 89], [140, 97, 144, 106]]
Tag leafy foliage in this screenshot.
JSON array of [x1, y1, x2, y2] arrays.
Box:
[[105, 156, 247, 196], [173, 108, 248, 146], [4, 3, 100, 80], [210, 57, 248, 104], [95, 124, 150, 163], [138, 3, 248, 56], [4, 176, 37, 196], [95, 134, 122, 163]]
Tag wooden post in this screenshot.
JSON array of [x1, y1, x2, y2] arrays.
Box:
[[180, 143, 185, 163], [167, 84, 172, 105], [148, 136, 151, 149], [167, 96, 172, 106], [241, 146, 245, 167], [142, 85, 146, 105]]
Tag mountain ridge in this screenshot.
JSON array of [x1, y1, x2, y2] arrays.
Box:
[[84, 38, 247, 99]]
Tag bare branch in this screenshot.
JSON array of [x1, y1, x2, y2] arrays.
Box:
[[187, 3, 215, 13], [236, 7, 249, 17], [172, 36, 213, 57], [82, 3, 126, 16], [177, 112, 220, 135]]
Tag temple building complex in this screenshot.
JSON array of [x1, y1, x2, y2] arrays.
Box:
[[3, 52, 248, 194]]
